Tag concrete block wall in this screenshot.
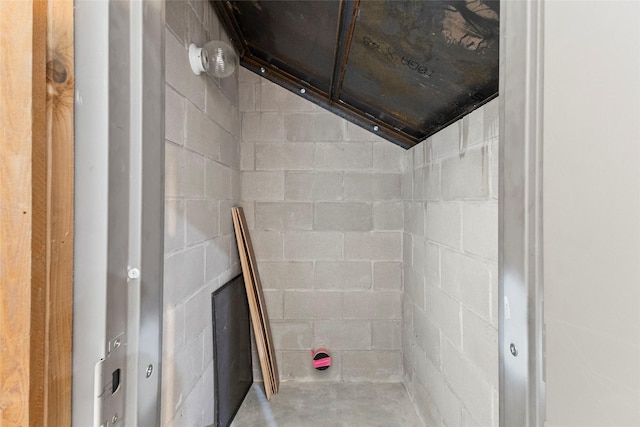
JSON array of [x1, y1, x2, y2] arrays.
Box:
[[239, 72, 406, 382], [162, 2, 241, 425], [401, 99, 499, 426]]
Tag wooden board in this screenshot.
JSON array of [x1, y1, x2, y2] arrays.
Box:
[[232, 209, 274, 399], [0, 1, 74, 424], [234, 217, 276, 394], [234, 209, 279, 393], [235, 213, 278, 395], [233, 208, 278, 395], [0, 1, 47, 424], [232, 207, 279, 397]]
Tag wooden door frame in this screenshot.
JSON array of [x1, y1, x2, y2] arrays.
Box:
[[0, 0, 74, 425]]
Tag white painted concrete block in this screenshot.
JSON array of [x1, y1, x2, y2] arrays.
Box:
[[241, 171, 284, 200], [255, 202, 314, 231], [412, 307, 441, 366], [185, 199, 218, 244], [239, 82, 255, 112], [442, 340, 493, 427], [239, 142, 254, 171], [165, 199, 185, 253], [260, 80, 315, 112], [425, 285, 462, 348], [165, 85, 186, 145], [425, 202, 461, 249], [315, 142, 373, 170], [258, 261, 314, 290], [314, 202, 373, 231], [343, 291, 402, 320], [165, 29, 205, 109], [164, 245, 205, 307], [463, 202, 498, 261], [344, 232, 402, 260], [285, 172, 343, 201], [250, 230, 284, 260], [440, 248, 491, 319], [373, 201, 404, 231], [165, 142, 184, 198], [185, 101, 223, 160], [263, 290, 284, 319], [342, 351, 402, 381], [372, 320, 402, 350], [314, 261, 372, 290], [373, 262, 402, 291], [283, 291, 342, 319], [314, 320, 372, 350], [205, 235, 231, 281], [285, 113, 344, 142], [270, 321, 313, 350], [255, 143, 314, 170], [343, 173, 402, 201], [404, 201, 425, 237], [441, 146, 489, 200], [403, 265, 425, 311], [182, 150, 205, 197], [344, 121, 383, 142], [462, 308, 498, 386], [284, 231, 343, 260], [205, 159, 231, 200], [205, 81, 235, 133], [373, 142, 405, 171]]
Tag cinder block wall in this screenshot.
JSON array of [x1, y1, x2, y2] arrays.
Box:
[[162, 2, 241, 425], [239, 72, 406, 382], [401, 100, 499, 426]]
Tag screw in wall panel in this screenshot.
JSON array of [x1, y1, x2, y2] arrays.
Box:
[[128, 268, 140, 280]]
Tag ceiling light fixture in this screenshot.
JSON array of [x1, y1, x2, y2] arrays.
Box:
[[188, 40, 238, 78]]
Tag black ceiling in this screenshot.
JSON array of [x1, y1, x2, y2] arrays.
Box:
[[214, 0, 499, 149]]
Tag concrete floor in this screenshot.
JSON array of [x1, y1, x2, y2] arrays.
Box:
[[229, 382, 424, 427]]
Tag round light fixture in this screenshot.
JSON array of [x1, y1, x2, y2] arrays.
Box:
[[189, 40, 238, 78]]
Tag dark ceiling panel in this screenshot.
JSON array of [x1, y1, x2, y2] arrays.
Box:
[[215, 0, 499, 149], [341, 1, 499, 138], [227, 0, 341, 94]]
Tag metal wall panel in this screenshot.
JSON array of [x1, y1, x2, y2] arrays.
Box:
[[499, 1, 545, 426]]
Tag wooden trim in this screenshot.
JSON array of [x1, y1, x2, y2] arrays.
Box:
[[31, 0, 49, 424], [46, 0, 74, 425]]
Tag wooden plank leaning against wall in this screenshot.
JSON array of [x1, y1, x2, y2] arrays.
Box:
[[0, 0, 74, 425]]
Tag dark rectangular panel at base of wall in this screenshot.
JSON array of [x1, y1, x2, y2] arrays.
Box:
[[212, 274, 253, 427]]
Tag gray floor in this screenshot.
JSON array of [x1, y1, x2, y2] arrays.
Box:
[[230, 382, 424, 427]]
